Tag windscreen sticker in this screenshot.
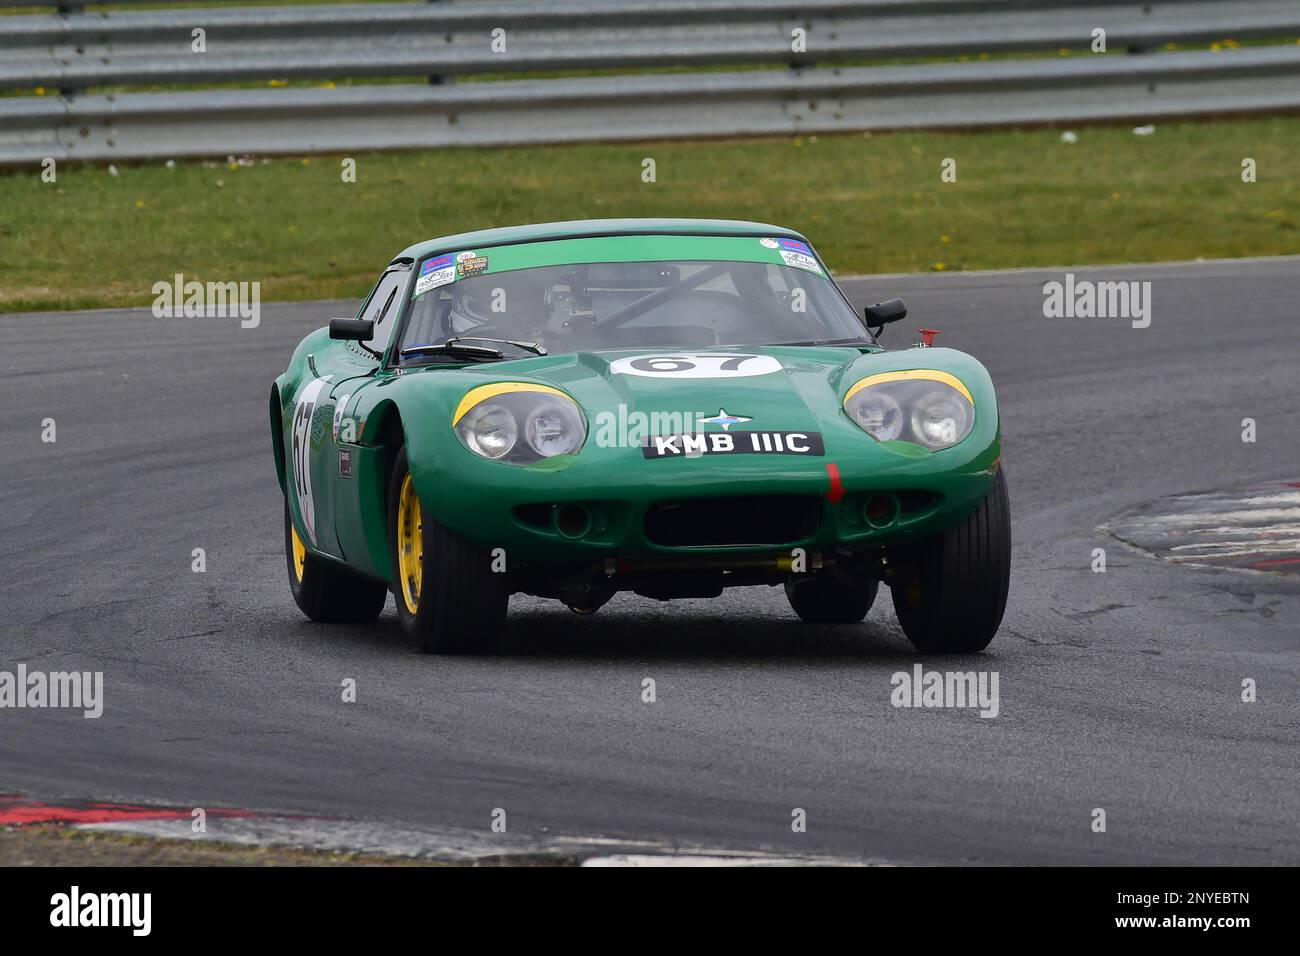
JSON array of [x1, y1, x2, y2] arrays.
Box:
[[420, 253, 455, 275], [779, 250, 824, 275], [457, 254, 489, 279], [420, 235, 832, 278], [760, 237, 813, 256], [290, 377, 330, 546], [415, 266, 457, 296], [609, 353, 782, 379]]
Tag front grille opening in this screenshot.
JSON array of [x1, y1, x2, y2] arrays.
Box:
[[513, 503, 553, 529], [896, 490, 940, 514], [645, 495, 821, 547]]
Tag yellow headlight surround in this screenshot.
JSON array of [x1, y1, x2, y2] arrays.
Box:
[[843, 369, 975, 450], [452, 382, 574, 425], [844, 369, 974, 406]]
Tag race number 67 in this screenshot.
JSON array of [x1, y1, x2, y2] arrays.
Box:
[[610, 352, 782, 379], [628, 354, 754, 374]]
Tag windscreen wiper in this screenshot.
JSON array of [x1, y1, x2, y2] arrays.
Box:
[[442, 336, 547, 355], [768, 337, 876, 347], [400, 341, 505, 362], [400, 336, 547, 363]]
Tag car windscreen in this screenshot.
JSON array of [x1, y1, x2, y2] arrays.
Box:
[[398, 234, 871, 360]]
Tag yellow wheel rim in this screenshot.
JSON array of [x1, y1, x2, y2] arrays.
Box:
[[290, 521, 307, 584], [397, 472, 423, 614]]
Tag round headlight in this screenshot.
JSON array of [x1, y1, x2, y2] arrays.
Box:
[[459, 402, 517, 459], [911, 389, 971, 449], [843, 372, 974, 451], [847, 389, 903, 442], [523, 399, 585, 458], [453, 384, 587, 464]]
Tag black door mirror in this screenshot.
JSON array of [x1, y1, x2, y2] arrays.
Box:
[[864, 298, 907, 326], [329, 318, 374, 341]]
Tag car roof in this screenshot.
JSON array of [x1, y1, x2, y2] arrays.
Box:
[[392, 218, 809, 263]]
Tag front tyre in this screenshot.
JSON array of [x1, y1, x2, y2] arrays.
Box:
[[284, 499, 388, 623], [388, 447, 507, 654], [890, 468, 1010, 653], [785, 570, 878, 623]]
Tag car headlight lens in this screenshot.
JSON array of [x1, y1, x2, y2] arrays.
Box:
[[844, 371, 974, 451], [911, 389, 971, 448], [524, 403, 585, 457], [847, 389, 903, 442], [459, 402, 517, 459], [453, 384, 586, 463]]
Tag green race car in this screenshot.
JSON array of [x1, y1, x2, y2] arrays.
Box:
[[271, 219, 1009, 654]]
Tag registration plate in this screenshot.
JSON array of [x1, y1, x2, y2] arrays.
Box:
[[642, 431, 824, 459]]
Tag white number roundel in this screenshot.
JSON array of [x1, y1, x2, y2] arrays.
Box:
[[609, 353, 782, 379]]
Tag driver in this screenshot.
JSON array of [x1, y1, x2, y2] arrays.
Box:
[[449, 271, 550, 342]]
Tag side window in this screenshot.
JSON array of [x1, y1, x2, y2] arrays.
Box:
[[358, 269, 407, 356]]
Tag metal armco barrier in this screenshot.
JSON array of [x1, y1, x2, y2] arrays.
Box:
[[1, 0, 1298, 163]]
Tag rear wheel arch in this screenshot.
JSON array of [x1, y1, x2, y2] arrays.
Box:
[[269, 382, 287, 494], [283, 499, 387, 624]]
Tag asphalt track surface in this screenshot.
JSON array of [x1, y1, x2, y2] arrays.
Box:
[[3, 257, 1298, 864]]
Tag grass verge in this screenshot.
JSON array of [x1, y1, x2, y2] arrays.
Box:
[[0, 825, 577, 866], [0, 825, 436, 866], [1, 116, 1296, 313]]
